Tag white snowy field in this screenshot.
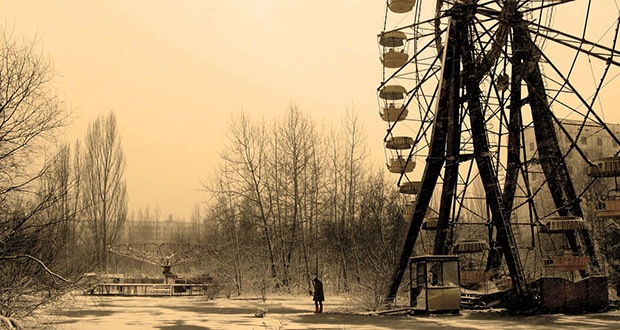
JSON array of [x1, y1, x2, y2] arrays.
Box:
[[29, 293, 620, 330]]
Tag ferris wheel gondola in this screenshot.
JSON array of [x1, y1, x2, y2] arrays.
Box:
[[589, 157, 620, 218]]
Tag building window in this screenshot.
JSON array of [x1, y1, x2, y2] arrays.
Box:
[[580, 137, 587, 145], [529, 142, 535, 151], [597, 137, 603, 146]]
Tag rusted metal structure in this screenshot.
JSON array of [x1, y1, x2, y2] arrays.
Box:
[[97, 243, 218, 297], [108, 242, 213, 282], [377, 0, 620, 312]]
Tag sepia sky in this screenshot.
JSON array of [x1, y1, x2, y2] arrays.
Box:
[[1, 0, 389, 219], [2, 1, 620, 219]]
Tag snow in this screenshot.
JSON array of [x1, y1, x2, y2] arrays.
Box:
[[28, 293, 620, 329]]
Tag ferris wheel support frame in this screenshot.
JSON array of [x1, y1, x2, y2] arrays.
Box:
[[386, 4, 532, 306], [433, 18, 461, 258], [459, 9, 530, 302]]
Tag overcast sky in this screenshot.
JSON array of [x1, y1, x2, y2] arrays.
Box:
[[2, 1, 620, 219], [2, 0, 389, 219]]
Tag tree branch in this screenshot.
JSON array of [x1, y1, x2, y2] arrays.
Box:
[[1, 254, 73, 284]]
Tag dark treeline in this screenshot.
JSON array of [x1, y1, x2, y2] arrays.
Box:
[[202, 104, 407, 308]]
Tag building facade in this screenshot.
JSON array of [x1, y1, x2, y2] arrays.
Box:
[[120, 214, 203, 243]]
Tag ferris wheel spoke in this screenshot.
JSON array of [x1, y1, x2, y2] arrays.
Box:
[[529, 20, 620, 68], [550, 114, 596, 168], [470, 17, 504, 64], [520, 0, 577, 13], [536, 46, 620, 148]]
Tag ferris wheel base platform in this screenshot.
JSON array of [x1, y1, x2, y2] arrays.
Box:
[[461, 276, 608, 313], [529, 276, 609, 313]]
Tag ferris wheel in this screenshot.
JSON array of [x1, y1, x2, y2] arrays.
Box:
[[377, 0, 620, 311]]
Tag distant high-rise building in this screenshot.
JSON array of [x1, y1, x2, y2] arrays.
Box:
[[524, 119, 620, 187], [120, 215, 203, 243], [518, 119, 620, 233]]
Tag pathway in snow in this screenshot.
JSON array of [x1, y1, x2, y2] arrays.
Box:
[[31, 293, 620, 329]]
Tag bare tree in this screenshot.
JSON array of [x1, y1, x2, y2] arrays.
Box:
[[204, 111, 279, 294], [0, 32, 66, 197], [341, 108, 367, 286], [205, 165, 245, 295], [0, 147, 79, 318], [271, 104, 318, 289], [275, 104, 326, 292], [228, 112, 277, 279], [350, 170, 405, 309], [300, 123, 327, 293], [46, 144, 88, 274], [0, 31, 74, 318], [323, 108, 367, 292], [80, 112, 128, 271]]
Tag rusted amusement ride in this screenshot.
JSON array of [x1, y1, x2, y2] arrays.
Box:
[[378, 0, 620, 313], [88, 243, 216, 296], [108, 243, 211, 281]]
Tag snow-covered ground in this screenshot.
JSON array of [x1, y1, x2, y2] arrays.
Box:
[[31, 293, 620, 329]]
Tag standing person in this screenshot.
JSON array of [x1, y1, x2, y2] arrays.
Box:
[[312, 277, 324, 313]]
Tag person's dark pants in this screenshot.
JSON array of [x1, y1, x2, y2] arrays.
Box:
[[314, 301, 323, 313]]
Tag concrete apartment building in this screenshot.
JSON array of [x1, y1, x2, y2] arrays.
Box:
[[120, 214, 203, 244], [525, 119, 620, 185], [516, 119, 620, 245]]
